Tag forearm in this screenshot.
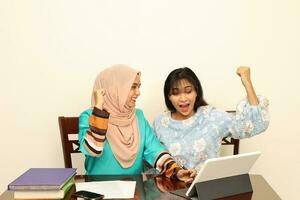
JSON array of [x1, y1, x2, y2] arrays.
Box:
[[243, 80, 259, 105], [83, 107, 110, 157], [237, 66, 259, 106]]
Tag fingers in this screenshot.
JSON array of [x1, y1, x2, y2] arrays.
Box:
[[236, 66, 250, 74], [179, 169, 191, 176], [236, 66, 251, 85], [184, 177, 194, 184], [94, 89, 106, 101], [182, 169, 197, 177], [177, 169, 197, 183], [100, 89, 105, 96], [189, 169, 197, 177], [96, 89, 105, 96], [94, 89, 106, 109]]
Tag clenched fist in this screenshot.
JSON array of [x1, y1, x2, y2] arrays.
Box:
[[236, 66, 259, 105], [236, 66, 252, 87], [94, 89, 105, 110]]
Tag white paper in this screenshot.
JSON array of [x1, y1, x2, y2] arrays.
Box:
[[75, 180, 136, 199]]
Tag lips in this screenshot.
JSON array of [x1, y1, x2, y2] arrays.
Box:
[[132, 97, 138, 103], [179, 103, 190, 112]]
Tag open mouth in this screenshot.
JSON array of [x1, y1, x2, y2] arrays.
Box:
[[179, 103, 190, 112]]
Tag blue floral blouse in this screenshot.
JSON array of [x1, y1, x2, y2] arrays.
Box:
[[153, 96, 270, 171]]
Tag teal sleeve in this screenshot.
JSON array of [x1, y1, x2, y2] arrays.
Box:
[[78, 109, 92, 156], [141, 112, 167, 167]]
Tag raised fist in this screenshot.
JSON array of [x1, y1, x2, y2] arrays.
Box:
[[94, 89, 105, 109], [236, 66, 251, 87]]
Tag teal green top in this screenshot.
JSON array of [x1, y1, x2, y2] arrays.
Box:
[[79, 108, 166, 175]]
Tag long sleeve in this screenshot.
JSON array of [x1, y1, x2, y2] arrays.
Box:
[[78, 107, 110, 157], [152, 96, 270, 169], [220, 95, 270, 139], [141, 112, 182, 179]]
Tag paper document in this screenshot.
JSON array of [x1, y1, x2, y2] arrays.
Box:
[[75, 180, 136, 199]]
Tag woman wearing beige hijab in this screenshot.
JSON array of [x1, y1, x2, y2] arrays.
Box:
[[78, 64, 196, 182]]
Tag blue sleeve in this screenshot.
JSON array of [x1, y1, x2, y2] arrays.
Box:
[[152, 116, 161, 141], [218, 95, 270, 139], [78, 109, 92, 156]]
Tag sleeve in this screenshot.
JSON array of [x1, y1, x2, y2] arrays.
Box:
[[152, 116, 161, 140], [142, 114, 182, 179], [220, 95, 270, 139], [78, 107, 110, 157]]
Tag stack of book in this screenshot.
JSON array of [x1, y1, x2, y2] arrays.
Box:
[[8, 168, 77, 199]]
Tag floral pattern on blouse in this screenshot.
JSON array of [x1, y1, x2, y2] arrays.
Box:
[[153, 96, 269, 170]]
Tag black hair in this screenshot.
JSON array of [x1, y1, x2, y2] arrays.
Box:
[[164, 67, 208, 112]]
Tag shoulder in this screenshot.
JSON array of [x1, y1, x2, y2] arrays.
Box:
[[135, 108, 143, 116], [196, 105, 214, 116], [79, 108, 92, 121], [135, 108, 150, 127], [154, 111, 170, 124], [196, 105, 228, 119], [135, 108, 145, 120]]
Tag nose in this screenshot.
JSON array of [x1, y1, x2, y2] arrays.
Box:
[[179, 93, 187, 101], [135, 87, 140, 96]]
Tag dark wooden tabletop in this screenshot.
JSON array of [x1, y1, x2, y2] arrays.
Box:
[[0, 174, 281, 200]]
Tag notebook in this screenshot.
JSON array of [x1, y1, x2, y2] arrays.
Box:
[[14, 177, 75, 199], [8, 168, 77, 191]]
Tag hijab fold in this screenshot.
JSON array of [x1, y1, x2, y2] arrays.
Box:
[[91, 64, 140, 168]]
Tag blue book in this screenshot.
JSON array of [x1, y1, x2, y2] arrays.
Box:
[[8, 168, 76, 191]]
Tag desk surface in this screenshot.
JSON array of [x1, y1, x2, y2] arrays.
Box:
[[0, 174, 280, 200]]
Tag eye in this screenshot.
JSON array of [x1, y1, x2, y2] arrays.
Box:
[[170, 88, 179, 95], [131, 83, 141, 89], [185, 86, 193, 93], [186, 89, 192, 93]]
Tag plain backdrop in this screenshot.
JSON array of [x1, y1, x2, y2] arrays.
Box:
[[1, 0, 299, 199]]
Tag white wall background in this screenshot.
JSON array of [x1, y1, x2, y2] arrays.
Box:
[[1, 0, 299, 199]]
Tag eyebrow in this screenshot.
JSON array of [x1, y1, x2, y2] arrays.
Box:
[[132, 83, 141, 86], [184, 86, 192, 89], [172, 85, 192, 89]]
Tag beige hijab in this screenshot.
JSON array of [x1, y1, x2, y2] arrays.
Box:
[[91, 64, 140, 168]]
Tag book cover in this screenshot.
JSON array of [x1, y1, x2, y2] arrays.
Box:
[[8, 168, 76, 191], [14, 177, 75, 199]]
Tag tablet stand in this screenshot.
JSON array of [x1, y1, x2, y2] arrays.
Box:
[[194, 174, 253, 200]]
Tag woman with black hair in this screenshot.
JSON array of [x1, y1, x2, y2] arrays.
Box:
[[79, 64, 196, 182], [153, 66, 270, 171]]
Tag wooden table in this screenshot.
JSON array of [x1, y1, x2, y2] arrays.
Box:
[[0, 174, 281, 200]]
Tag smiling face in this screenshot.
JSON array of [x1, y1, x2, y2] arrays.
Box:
[[125, 74, 141, 109], [168, 79, 197, 120]]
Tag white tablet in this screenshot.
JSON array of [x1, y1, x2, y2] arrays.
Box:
[[186, 151, 261, 197]]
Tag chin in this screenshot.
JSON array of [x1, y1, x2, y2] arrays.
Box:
[[129, 104, 136, 109], [182, 111, 193, 117], [125, 103, 135, 110]]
